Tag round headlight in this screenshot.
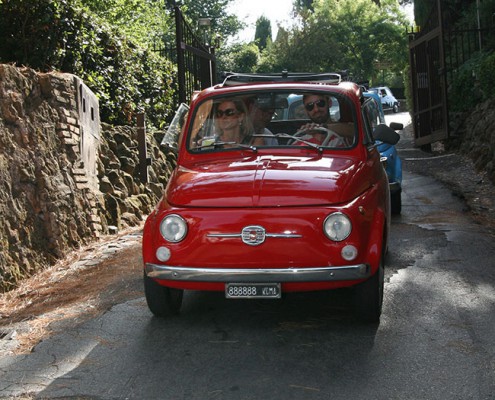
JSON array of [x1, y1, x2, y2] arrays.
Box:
[[160, 214, 187, 243], [156, 246, 171, 262], [341, 245, 358, 260], [324, 212, 352, 241]]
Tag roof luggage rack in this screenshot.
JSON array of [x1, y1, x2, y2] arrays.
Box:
[[221, 71, 343, 86]]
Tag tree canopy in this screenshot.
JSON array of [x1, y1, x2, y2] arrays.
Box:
[[0, 0, 245, 126], [79, 0, 172, 47], [79, 0, 243, 50], [254, 16, 272, 50], [0, 0, 412, 123], [254, 0, 408, 85]]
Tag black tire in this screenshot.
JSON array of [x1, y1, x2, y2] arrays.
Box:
[[144, 272, 183, 317], [393, 103, 399, 113], [353, 258, 384, 323], [391, 190, 402, 215]]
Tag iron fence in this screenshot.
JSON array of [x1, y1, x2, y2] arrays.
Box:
[[153, 5, 216, 108], [408, 0, 493, 147]]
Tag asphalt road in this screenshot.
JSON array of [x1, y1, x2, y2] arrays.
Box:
[[1, 113, 494, 399]]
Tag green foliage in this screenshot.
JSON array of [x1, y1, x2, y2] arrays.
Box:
[[415, 0, 495, 42], [255, 16, 272, 50], [402, 63, 412, 110], [478, 52, 495, 96], [413, 0, 432, 29], [405, 0, 495, 114], [217, 43, 260, 73], [79, 0, 172, 49], [179, 0, 244, 47], [295, 0, 315, 13], [256, 0, 408, 82], [79, 0, 244, 51], [0, 0, 67, 70], [0, 0, 174, 127], [452, 0, 495, 50], [450, 51, 495, 112]]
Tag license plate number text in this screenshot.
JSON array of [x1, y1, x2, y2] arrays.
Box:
[[225, 283, 281, 299]]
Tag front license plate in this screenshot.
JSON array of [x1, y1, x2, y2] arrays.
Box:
[[225, 283, 281, 299]]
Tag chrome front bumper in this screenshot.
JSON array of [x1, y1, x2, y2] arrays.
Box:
[[145, 263, 371, 282]]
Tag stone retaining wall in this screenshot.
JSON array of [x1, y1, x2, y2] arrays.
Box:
[[457, 98, 495, 184], [0, 64, 174, 291]]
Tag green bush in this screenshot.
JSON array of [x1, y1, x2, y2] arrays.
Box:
[[449, 51, 495, 112], [478, 51, 495, 100], [402, 64, 412, 111], [0, 0, 175, 127], [0, 0, 63, 69]]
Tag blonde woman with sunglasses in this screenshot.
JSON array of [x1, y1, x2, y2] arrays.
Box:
[[214, 99, 253, 147]]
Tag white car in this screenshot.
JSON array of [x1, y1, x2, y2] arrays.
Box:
[[370, 86, 400, 113]]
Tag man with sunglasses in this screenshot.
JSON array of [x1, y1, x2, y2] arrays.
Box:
[[299, 94, 346, 147]]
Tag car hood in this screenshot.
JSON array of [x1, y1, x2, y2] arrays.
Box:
[[166, 155, 372, 207]]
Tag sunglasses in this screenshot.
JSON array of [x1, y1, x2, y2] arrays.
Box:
[[304, 99, 327, 111], [216, 108, 238, 118]]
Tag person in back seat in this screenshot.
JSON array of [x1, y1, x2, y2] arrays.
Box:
[[247, 98, 278, 146]]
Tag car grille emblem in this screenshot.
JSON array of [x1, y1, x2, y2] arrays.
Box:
[[241, 225, 266, 246]]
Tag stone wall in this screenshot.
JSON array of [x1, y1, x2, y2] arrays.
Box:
[[457, 98, 495, 184], [0, 64, 174, 291]]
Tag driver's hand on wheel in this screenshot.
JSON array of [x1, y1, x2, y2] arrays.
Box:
[[299, 122, 322, 131]]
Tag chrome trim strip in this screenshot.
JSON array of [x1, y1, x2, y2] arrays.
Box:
[[206, 233, 240, 238], [266, 233, 302, 238], [206, 233, 302, 238], [145, 263, 370, 282]]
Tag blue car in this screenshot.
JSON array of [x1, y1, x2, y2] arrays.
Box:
[[363, 91, 403, 214]]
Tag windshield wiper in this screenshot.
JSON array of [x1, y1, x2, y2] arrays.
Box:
[[193, 141, 258, 153], [275, 133, 323, 154], [229, 142, 258, 152]]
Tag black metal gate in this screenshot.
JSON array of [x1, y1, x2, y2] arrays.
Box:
[[408, 0, 491, 148], [408, 1, 449, 148], [174, 5, 216, 104]]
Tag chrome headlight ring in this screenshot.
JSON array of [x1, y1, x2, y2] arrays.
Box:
[[323, 212, 352, 242], [160, 214, 188, 243]]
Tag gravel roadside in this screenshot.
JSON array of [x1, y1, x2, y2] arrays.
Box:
[[398, 123, 495, 231]]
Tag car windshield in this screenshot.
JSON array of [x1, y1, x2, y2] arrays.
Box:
[[186, 90, 357, 152]]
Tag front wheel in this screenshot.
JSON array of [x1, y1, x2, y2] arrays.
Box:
[[353, 259, 384, 323], [144, 272, 183, 317], [393, 103, 399, 113], [391, 190, 402, 215]]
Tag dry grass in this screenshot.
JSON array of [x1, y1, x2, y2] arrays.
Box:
[[0, 227, 144, 354]]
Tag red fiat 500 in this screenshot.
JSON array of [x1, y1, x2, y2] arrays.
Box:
[[143, 72, 395, 322]]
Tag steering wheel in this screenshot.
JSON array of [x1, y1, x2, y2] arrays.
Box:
[[290, 126, 333, 146]]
